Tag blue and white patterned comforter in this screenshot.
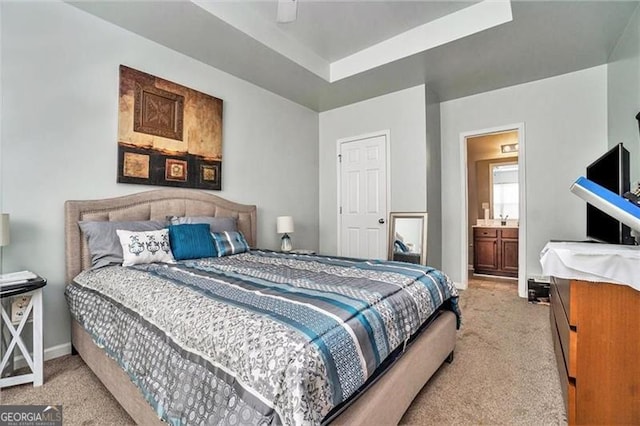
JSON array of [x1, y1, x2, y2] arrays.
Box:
[[65, 250, 460, 425]]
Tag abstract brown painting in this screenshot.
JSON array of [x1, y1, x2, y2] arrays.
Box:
[[117, 65, 223, 189]]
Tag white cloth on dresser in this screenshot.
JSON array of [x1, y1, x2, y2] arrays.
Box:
[[540, 241, 640, 292]]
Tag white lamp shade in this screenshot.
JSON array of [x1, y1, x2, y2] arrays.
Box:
[[277, 216, 294, 234], [0, 214, 9, 247]]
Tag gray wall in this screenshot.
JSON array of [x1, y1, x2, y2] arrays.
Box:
[[425, 86, 442, 269], [608, 4, 640, 183], [0, 5, 3, 221], [1, 2, 319, 353], [318, 85, 429, 256], [440, 65, 608, 290]]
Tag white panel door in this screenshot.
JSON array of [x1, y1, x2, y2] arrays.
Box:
[[339, 134, 388, 259]]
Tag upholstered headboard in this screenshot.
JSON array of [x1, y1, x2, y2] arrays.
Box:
[[64, 189, 257, 284]]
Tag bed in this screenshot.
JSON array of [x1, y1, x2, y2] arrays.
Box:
[[64, 189, 459, 425]]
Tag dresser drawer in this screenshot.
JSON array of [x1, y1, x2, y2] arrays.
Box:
[[551, 286, 577, 425], [552, 277, 571, 323], [550, 282, 576, 377], [550, 306, 569, 410], [474, 228, 497, 238], [568, 380, 576, 425]]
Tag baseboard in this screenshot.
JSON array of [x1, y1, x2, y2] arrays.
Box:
[[13, 342, 71, 369]]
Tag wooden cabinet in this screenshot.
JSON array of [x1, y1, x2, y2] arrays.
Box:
[[473, 227, 518, 277], [550, 277, 640, 424]]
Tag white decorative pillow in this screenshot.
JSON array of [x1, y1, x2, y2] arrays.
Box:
[[116, 229, 175, 266]]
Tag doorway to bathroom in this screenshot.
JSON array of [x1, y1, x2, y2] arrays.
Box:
[[461, 124, 527, 298]]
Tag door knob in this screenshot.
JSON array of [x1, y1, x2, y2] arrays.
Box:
[[378, 218, 385, 224]]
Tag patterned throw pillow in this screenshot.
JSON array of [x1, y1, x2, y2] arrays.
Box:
[[168, 224, 217, 260], [211, 231, 250, 257], [79, 220, 167, 269], [116, 229, 175, 266]]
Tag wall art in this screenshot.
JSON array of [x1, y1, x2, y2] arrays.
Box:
[[117, 65, 223, 190]]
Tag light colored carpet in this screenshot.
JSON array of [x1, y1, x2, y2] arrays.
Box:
[[400, 280, 566, 425], [0, 352, 134, 425], [0, 282, 566, 425]]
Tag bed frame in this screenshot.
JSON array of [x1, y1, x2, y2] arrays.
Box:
[[64, 189, 456, 425]]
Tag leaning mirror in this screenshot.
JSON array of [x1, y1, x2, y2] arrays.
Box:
[[388, 212, 428, 265]]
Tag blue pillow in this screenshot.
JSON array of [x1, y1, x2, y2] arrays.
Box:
[[211, 231, 250, 257], [168, 216, 237, 233], [168, 224, 216, 260]]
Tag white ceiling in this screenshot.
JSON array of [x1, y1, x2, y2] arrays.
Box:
[[238, 1, 479, 62], [190, 0, 508, 82], [69, 0, 639, 112]]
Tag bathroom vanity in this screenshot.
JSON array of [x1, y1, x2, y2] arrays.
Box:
[[473, 226, 518, 277]]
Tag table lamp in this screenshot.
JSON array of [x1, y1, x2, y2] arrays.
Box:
[[276, 216, 294, 252]]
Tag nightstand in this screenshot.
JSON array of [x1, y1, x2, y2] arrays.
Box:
[[0, 275, 46, 388]]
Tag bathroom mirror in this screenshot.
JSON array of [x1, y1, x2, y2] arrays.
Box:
[[388, 212, 428, 265], [491, 162, 519, 220]]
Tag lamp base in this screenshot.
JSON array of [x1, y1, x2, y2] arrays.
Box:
[[281, 234, 292, 252]]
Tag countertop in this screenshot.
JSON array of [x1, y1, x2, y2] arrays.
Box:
[[472, 225, 519, 229]]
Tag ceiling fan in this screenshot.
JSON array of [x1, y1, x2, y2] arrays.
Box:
[[277, 0, 298, 23]]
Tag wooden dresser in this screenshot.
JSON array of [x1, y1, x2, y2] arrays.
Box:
[[549, 277, 640, 424]]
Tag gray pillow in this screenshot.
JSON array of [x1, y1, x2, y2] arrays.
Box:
[[79, 220, 167, 269], [168, 216, 237, 233]]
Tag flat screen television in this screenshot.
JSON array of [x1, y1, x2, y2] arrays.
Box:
[[586, 143, 633, 244]]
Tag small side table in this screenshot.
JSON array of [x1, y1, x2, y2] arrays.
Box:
[[0, 276, 46, 388]]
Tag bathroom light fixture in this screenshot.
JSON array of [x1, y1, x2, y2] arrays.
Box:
[[501, 143, 519, 154]]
